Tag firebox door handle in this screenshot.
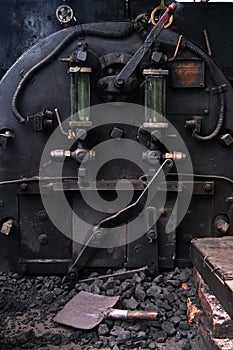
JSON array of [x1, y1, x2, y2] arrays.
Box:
[[62, 159, 173, 284], [106, 308, 159, 320], [97, 159, 173, 229]]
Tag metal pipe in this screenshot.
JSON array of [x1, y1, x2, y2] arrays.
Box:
[[107, 309, 159, 320]]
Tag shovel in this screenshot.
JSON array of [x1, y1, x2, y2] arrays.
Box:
[[54, 291, 159, 330]]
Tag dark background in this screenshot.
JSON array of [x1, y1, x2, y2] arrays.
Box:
[[0, 0, 233, 80]]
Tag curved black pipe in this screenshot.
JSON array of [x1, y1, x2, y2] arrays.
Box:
[[12, 23, 135, 123], [185, 40, 225, 141]]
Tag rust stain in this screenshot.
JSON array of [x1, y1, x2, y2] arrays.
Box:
[[175, 62, 200, 87]]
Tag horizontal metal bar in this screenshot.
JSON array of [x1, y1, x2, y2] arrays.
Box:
[[18, 259, 72, 264], [78, 266, 148, 284]]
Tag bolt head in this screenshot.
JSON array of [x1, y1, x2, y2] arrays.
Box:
[[159, 208, 167, 216], [108, 68, 114, 75], [204, 183, 212, 192], [20, 183, 29, 191], [38, 211, 48, 222], [151, 130, 161, 141], [76, 128, 87, 141], [221, 133, 233, 147], [39, 234, 49, 245], [116, 78, 124, 87], [107, 94, 115, 102], [98, 80, 107, 89], [110, 127, 124, 140]]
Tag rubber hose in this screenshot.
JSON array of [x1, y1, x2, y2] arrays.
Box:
[[185, 41, 226, 141]]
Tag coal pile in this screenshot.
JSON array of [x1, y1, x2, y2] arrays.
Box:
[[0, 268, 204, 350]]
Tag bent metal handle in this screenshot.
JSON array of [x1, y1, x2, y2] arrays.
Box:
[[107, 308, 159, 320]]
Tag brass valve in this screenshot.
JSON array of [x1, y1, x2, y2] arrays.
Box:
[[165, 152, 186, 162]]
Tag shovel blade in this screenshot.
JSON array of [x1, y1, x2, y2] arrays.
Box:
[[54, 291, 119, 330]]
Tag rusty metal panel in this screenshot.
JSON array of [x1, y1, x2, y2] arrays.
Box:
[[170, 59, 205, 88], [198, 315, 233, 350], [194, 269, 233, 339], [166, 87, 209, 115], [55, 291, 119, 329]]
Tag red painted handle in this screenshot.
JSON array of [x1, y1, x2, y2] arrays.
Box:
[[159, 2, 176, 27]]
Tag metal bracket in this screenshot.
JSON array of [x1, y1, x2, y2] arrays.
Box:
[[145, 207, 158, 243], [211, 84, 228, 95], [27, 110, 54, 132], [0, 130, 14, 148], [0, 219, 13, 236]]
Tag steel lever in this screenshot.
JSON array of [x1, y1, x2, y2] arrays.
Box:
[[115, 3, 176, 87], [98, 159, 173, 228]]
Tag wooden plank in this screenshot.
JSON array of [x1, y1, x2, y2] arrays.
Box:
[[192, 237, 233, 280], [198, 315, 233, 350], [225, 280, 233, 292], [190, 237, 233, 319], [193, 269, 233, 339]]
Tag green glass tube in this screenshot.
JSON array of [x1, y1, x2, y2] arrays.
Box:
[[70, 73, 77, 119], [70, 68, 91, 122], [144, 71, 167, 123]]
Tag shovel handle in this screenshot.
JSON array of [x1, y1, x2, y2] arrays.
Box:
[[107, 309, 159, 320]]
